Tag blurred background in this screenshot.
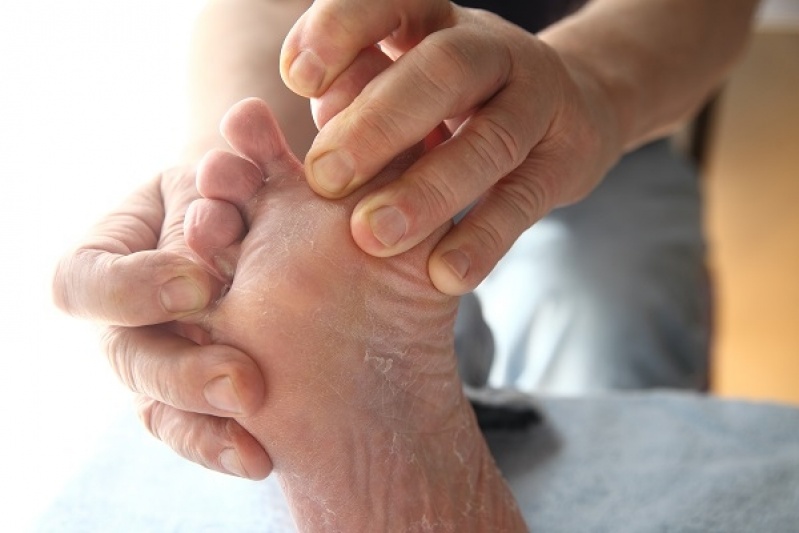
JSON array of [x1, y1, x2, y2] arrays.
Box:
[[0, 0, 796, 530], [703, 1, 799, 404], [0, 2, 200, 529]]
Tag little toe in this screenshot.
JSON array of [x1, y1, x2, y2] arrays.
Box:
[[185, 198, 244, 280]]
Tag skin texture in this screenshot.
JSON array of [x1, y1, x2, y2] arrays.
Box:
[[51, 0, 321, 478], [187, 96, 527, 531], [281, 0, 760, 295], [53, 0, 760, 484], [52, 165, 271, 478]]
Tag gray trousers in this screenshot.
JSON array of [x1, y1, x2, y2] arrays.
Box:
[[457, 139, 710, 393]]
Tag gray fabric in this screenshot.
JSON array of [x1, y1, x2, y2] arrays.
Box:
[[35, 393, 799, 532], [476, 140, 710, 393], [492, 393, 799, 532], [455, 292, 495, 388]]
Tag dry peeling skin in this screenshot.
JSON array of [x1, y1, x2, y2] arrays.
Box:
[[196, 102, 525, 531]]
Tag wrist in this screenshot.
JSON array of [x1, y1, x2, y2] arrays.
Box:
[[539, 28, 630, 158]]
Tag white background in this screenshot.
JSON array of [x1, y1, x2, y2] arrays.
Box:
[[0, 1, 796, 531], [0, 2, 200, 529]]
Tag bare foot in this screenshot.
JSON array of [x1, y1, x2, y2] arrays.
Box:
[[184, 96, 526, 531], [181, 46, 527, 530], [183, 46, 395, 285]]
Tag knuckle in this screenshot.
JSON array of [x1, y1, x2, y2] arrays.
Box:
[[465, 215, 507, 256], [138, 398, 223, 470], [101, 254, 140, 324], [135, 396, 161, 439], [102, 325, 182, 409], [348, 104, 402, 159], [154, 353, 186, 409], [101, 326, 141, 393], [183, 416, 232, 469], [461, 173, 553, 263], [51, 254, 77, 315], [499, 173, 550, 226], [160, 219, 186, 252], [158, 166, 195, 205], [307, 2, 366, 56], [179, 420, 210, 466], [411, 168, 462, 224], [465, 115, 524, 177], [51, 248, 105, 318], [411, 38, 474, 110]]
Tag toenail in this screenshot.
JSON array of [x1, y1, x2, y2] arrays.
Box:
[[311, 150, 355, 194], [204, 376, 243, 414], [441, 249, 470, 280], [220, 448, 248, 478], [368, 205, 407, 248], [160, 277, 206, 314], [288, 49, 326, 95]]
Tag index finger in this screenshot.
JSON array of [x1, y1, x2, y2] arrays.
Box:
[[280, 0, 454, 97], [52, 171, 216, 326]]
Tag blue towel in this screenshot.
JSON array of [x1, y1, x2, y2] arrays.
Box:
[[36, 392, 799, 532]]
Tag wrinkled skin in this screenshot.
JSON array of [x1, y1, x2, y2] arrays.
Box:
[[185, 98, 524, 529]]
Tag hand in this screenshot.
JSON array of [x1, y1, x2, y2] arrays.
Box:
[[52, 166, 271, 479], [280, 0, 622, 294]]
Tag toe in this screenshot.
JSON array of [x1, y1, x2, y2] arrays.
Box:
[[221, 98, 302, 178], [197, 149, 264, 208], [185, 198, 244, 280]]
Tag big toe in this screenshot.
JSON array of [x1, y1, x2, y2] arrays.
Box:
[[221, 98, 301, 179]]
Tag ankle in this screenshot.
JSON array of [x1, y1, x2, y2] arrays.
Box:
[[280, 399, 527, 532]]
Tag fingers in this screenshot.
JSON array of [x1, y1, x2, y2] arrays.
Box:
[[305, 27, 513, 199], [427, 158, 558, 295], [280, 0, 454, 97], [305, 29, 510, 198], [310, 46, 394, 130], [137, 397, 271, 480], [185, 199, 244, 280], [102, 325, 265, 418], [52, 172, 217, 325], [348, 77, 549, 258]]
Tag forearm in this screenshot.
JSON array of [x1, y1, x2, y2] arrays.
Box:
[[541, 0, 759, 151], [183, 0, 315, 161]]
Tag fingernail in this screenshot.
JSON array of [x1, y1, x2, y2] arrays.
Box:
[[288, 49, 326, 95], [160, 277, 206, 313], [311, 150, 355, 194], [220, 448, 248, 478], [204, 376, 243, 414], [368, 205, 407, 248], [441, 249, 470, 280]]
